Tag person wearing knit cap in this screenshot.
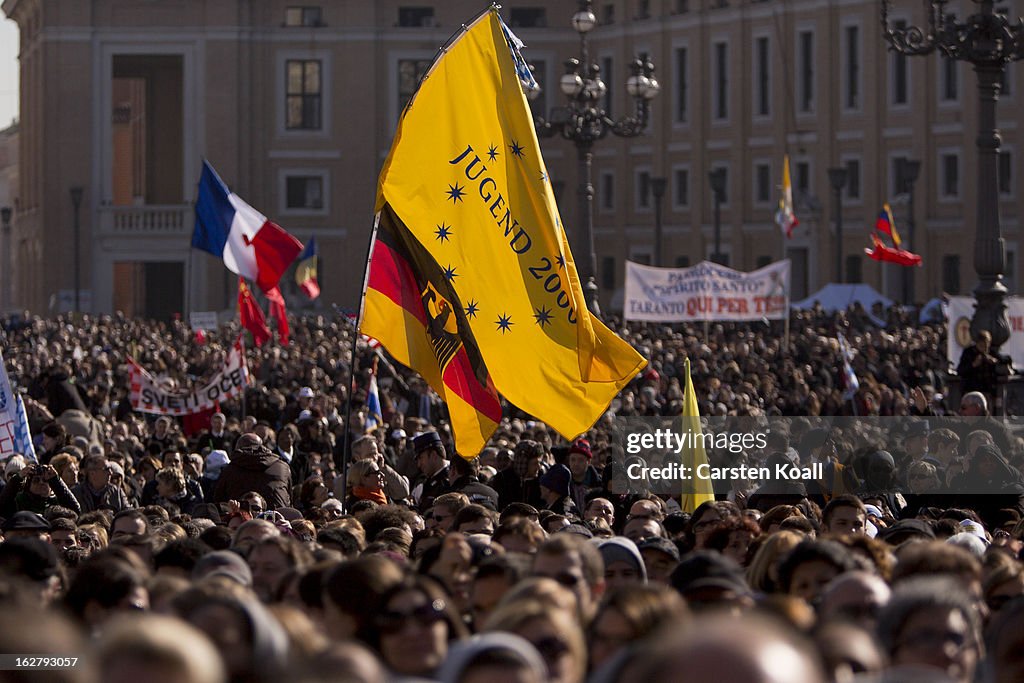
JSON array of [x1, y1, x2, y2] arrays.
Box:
[[199, 449, 230, 500], [597, 537, 647, 588], [436, 632, 548, 683], [567, 439, 600, 513], [539, 463, 578, 517]]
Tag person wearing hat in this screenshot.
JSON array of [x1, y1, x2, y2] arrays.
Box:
[[638, 537, 681, 584], [412, 431, 450, 511], [566, 439, 600, 513], [1, 510, 53, 541], [200, 449, 231, 500], [212, 434, 293, 510], [538, 463, 577, 516]]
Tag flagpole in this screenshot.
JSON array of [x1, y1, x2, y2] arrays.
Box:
[[784, 292, 791, 354], [338, 214, 382, 512]]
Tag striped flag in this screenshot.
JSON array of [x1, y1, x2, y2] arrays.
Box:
[[365, 358, 383, 432]]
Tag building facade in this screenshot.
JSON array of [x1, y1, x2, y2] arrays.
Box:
[[1, 0, 1020, 317]]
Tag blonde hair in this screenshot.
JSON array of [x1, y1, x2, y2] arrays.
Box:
[[97, 614, 225, 683], [747, 530, 804, 593], [484, 598, 586, 683]]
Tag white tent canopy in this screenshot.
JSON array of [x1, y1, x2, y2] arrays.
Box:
[[792, 283, 893, 314]]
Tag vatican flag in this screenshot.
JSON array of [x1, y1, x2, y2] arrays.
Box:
[[363, 8, 645, 453]]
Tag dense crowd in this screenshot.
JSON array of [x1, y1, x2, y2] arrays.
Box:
[[0, 308, 1022, 683]]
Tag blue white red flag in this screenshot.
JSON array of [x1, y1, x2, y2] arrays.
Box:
[[365, 359, 383, 432], [192, 160, 303, 293]]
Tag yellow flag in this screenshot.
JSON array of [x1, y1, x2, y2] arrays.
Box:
[[374, 10, 645, 442], [681, 358, 715, 513]]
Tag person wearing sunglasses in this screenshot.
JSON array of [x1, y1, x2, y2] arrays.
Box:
[[484, 599, 586, 683], [346, 459, 389, 507], [368, 575, 468, 678]]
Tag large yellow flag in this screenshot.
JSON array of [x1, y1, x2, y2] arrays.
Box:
[[371, 9, 645, 447], [681, 358, 715, 513]]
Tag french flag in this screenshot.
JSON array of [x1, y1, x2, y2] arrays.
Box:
[[192, 160, 303, 293]]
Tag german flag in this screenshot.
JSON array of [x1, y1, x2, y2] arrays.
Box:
[[360, 205, 502, 456]]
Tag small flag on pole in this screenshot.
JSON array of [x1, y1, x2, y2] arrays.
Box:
[[0, 350, 36, 461], [295, 237, 321, 300], [238, 278, 271, 347], [775, 155, 799, 239], [681, 358, 715, 513]]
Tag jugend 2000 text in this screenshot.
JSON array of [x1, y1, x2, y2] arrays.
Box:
[[625, 462, 825, 482]]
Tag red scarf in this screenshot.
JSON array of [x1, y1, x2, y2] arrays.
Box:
[[353, 486, 388, 505]]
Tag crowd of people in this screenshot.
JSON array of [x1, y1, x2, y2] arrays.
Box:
[[0, 308, 1021, 683]]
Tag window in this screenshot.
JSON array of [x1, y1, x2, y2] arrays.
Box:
[[602, 56, 613, 117], [942, 153, 959, 198], [286, 60, 322, 130], [285, 7, 323, 27], [675, 0, 690, 14], [942, 56, 958, 101], [398, 7, 435, 27], [637, 0, 651, 19], [756, 255, 772, 268], [600, 171, 615, 210], [943, 254, 961, 294], [756, 36, 770, 117], [892, 20, 909, 105], [846, 255, 863, 284], [675, 47, 688, 123], [675, 256, 690, 268], [845, 25, 860, 109], [674, 168, 689, 208], [636, 170, 652, 210], [892, 156, 909, 197], [285, 175, 324, 210], [845, 158, 861, 200], [795, 161, 810, 197], [714, 42, 729, 120], [755, 163, 771, 203], [528, 59, 548, 119], [509, 8, 546, 28], [602, 4, 615, 24], [798, 30, 814, 112], [1000, 150, 1013, 196], [398, 58, 432, 115], [602, 256, 616, 289]]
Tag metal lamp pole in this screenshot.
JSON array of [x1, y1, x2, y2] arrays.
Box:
[[899, 158, 921, 305], [708, 168, 726, 265], [882, 0, 1024, 349], [534, 0, 660, 315], [70, 187, 84, 313], [651, 177, 667, 266], [828, 168, 848, 284]]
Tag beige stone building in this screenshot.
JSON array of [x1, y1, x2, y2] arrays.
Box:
[[1, 0, 1020, 317]]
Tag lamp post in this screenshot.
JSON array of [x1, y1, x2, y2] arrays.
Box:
[[534, 0, 660, 315], [0, 206, 10, 312], [70, 186, 83, 313], [708, 168, 727, 265], [882, 0, 1024, 350], [827, 168, 848, 284], [898, 158, 921, 305], [651, 176, 667, 266]]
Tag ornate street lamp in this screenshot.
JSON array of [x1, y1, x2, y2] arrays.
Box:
[[533, 0, 660, 315], [881, 0, 1024, 348]]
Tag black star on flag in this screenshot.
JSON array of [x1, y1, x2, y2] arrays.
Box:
[[487, 144, 500, 161], [533, 306, 553, 328], [443, 264, 458, 281], [435, 223, 453, 242], [495, 313, 514, 334], [509, 140, 525, 158], [446, 183, 465, 202], [465, 299, 479, 319]]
